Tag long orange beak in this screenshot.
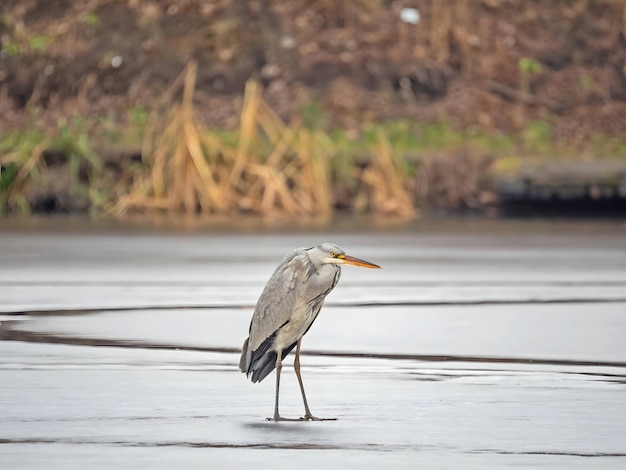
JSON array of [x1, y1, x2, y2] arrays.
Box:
[[340, 254, 381, 269]]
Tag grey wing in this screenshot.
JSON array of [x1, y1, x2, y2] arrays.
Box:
[[247, 249, 313, 353], [239, 249, 312, 378]]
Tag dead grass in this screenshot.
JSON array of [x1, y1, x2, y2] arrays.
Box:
[[354, 132, 416, 218], [110, 61, 425, 219], [0, 139, 48, 212], [0, 61, 546, 218], [111, 62, 231, 215]]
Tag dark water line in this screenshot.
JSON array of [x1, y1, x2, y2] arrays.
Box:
[[312, 350, 626, 369], [0, 438, 344, 450], [1, 438, 625, 457], [3, 297, 626, 316], [2, 325, 626, 369], [473, 449, 626, 458], [0, 437, 403, 452]]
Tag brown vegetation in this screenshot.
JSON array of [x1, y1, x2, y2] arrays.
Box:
[[1, 0, 626, 217], [110, 63, 418, 218]]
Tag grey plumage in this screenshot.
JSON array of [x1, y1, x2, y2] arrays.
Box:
[[239, 242, 380, 421], [240, 245, 340, 381]]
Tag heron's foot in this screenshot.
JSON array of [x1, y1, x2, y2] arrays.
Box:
[[300, 414, 337, 421], [266, 415, 303, 422]]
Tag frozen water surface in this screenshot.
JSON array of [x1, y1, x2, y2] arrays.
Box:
[[1, 221, 626, 468]]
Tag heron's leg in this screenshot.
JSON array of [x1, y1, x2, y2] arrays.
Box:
[[266, 350, 303, 422], [294, 339, 314, 418], [294, 340, 336, 421], [272, 351, 283, 421], [267, 351, 300, 421]]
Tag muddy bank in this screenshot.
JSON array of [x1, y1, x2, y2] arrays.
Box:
[[1, 0, 626, 217], [2, 0, 626, 137]]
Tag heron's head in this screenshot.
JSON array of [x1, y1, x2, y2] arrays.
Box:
[[315, 243, 381, 269]]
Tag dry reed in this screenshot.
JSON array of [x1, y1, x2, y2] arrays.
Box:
[[0, 142, 48, 210], [354, 132, 417, 218], [109, 61, 421, 219], [111, 62, 231, 215]]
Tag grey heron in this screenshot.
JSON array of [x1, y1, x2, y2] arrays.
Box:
[[239, 243, 381, 421]]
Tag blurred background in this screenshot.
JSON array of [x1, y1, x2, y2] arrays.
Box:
[[1, 0, 626, 219]]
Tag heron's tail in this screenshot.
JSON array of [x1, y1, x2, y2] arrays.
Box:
[[239, 338, 250, 373], [248, 341, 299, 383], [240, 336, 298, 383], [239, 335, 274, 382]]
